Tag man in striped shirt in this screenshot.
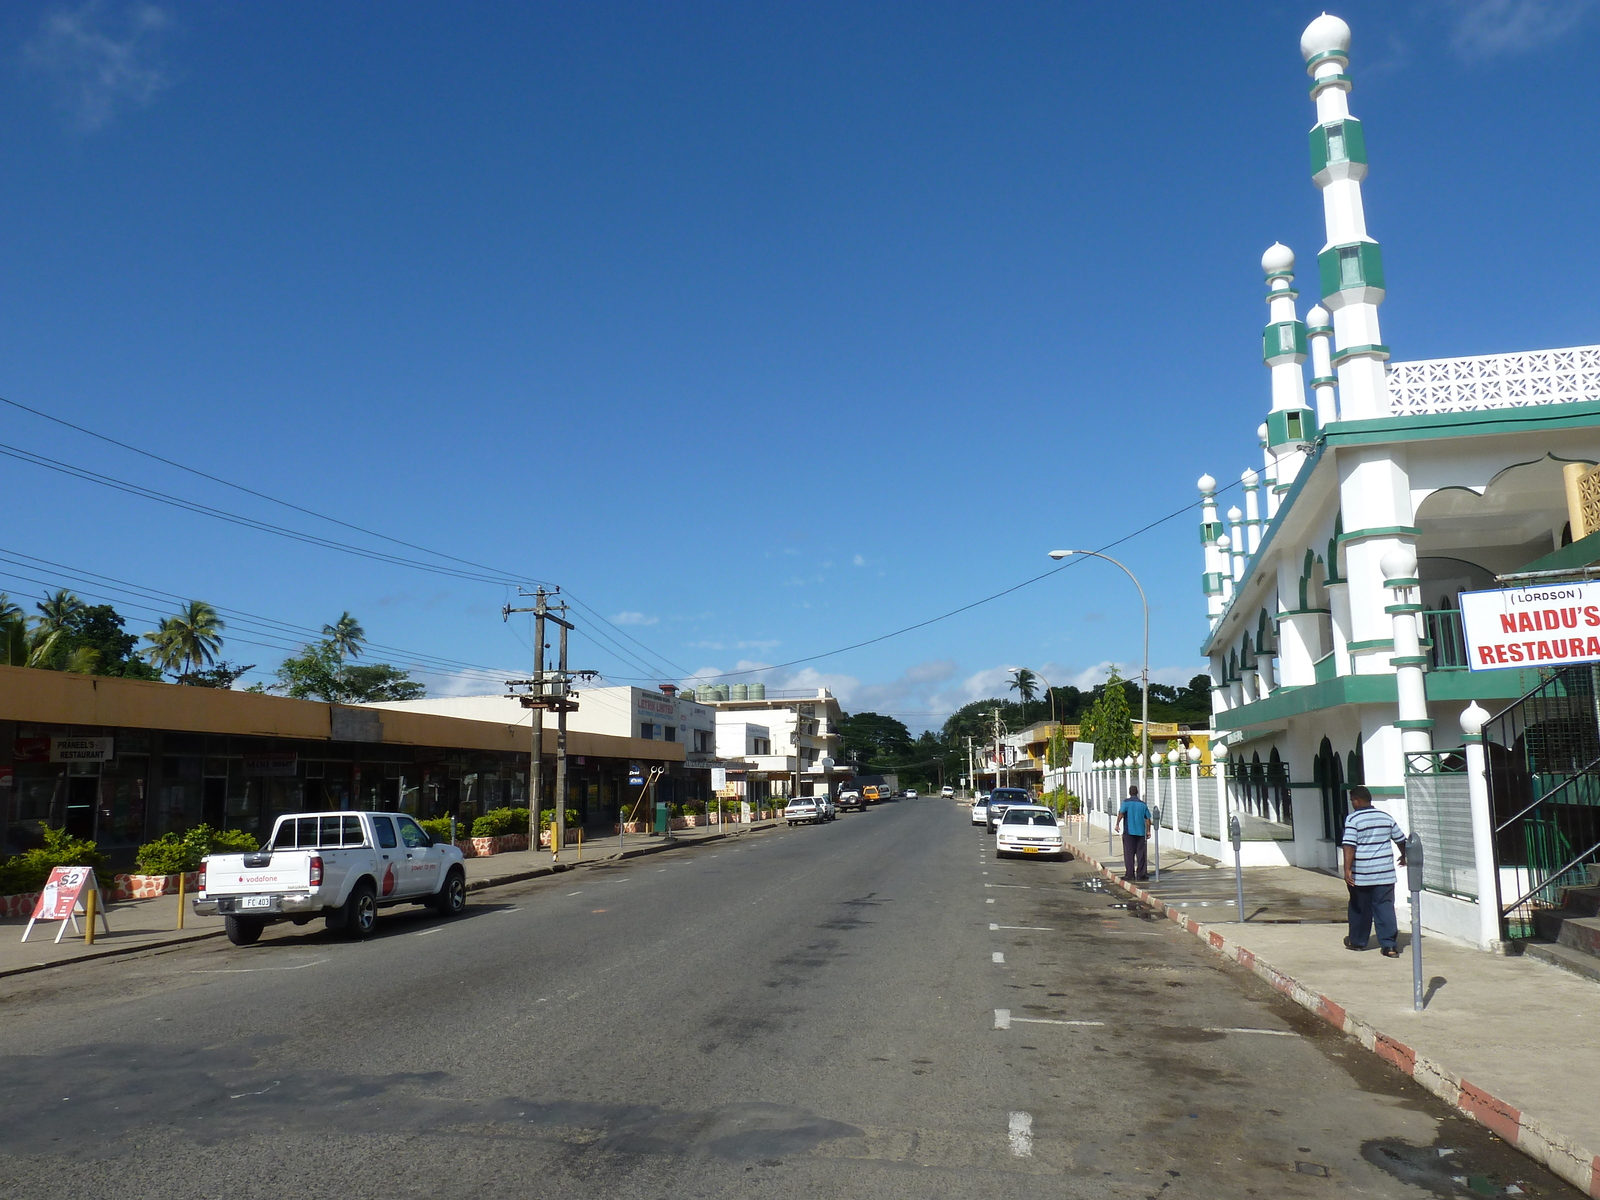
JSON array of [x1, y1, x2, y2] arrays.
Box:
[[1340, 785, 1408, 958]]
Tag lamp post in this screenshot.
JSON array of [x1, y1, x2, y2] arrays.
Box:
[[1049, 549, 1151, 841]]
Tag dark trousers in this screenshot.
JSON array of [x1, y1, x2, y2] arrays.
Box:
[[1347, 882, 1398, 950], [1121, 833, 1148, 880]]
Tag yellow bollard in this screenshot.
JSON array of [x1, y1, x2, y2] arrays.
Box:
[[577, 829, 583, 861], [177, 868, 186, 930], [550, 819, 559, 860], [84, 886, 96, 946]]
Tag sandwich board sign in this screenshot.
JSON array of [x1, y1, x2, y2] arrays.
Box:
[[22, 866, 111, 943]]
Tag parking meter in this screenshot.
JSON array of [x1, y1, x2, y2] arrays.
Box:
[[1407, 832, 1424, 1010], [1229, 814, 1244, 922], [1150, 803, 1162, 882]]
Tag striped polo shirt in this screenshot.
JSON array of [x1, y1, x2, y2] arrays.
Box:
[[1339, 806, 1405, 886]]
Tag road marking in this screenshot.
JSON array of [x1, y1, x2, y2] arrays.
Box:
[[984, 884, 1030, 889], [981, 871, 988, 876], [195, 959, 329, 974], [567, 891, 583, 896], [994, 1009, 1103, 1028], [230, 1081, 280, 1099], [414, 927, 442, 936], [1202, 1027, 1299, 1037], [985, 898, 995, 904], [991, 924, 1053, 931], [992, 952, 1005, 964], [1008, 1111, 1033, 1157]]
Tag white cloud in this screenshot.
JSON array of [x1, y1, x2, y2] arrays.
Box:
[[414, 668, 520, 699], [27, 2, 174, 131], [611, 611, 659, 626], [1446, 0, 1595, 58], [852, 554, 866, 567]]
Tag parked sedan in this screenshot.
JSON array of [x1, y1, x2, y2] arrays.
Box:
[[970, 798, 989, 826], [785, 798, 824, 825], [994, 804, 1065, 860]]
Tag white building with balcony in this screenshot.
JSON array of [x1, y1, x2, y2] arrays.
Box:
[[1175, 15, 1600, 945], [695, 687, 846, 796]]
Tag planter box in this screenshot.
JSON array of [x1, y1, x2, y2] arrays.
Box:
[[0, 891, 40, 918], [113, 871, 200, 901], [464, 833, 531, 857]]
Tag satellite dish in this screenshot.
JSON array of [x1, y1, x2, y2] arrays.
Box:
[[820, 757, 835, 770]]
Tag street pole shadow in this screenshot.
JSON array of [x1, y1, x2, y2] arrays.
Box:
[[1422, 976, 1446, 1008]]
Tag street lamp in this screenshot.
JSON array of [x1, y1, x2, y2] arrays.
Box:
[[1049, 549, 1151, 840]]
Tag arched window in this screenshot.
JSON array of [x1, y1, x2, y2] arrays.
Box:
[[1267, 747, 1290, 826], [1318, 737, 1346, 840]]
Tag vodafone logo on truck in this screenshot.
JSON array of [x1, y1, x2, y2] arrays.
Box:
[[1460, 583, 1600, 670]]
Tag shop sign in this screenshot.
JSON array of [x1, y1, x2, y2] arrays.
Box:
[[14, 737, 50, 763], [50, 737, 115, 763], [244, 752, 299, 776], [711, 768, 726, 790], [628, 763, 644, 786], [1460, 583, 1600, 671], [747, 771, 770, 782]]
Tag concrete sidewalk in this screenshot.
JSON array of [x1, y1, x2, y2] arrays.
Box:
[[0, 820, 778, 981], [1065, 830, 1600, 1196]]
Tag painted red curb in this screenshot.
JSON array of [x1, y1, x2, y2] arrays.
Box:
[[1069, 842, 1598, 1197]]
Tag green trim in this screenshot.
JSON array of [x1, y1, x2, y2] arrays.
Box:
[[1314, 652, 1337, 683], [1338, 525, 1421, 544], [1318, 242, 1385, 299], [1395, 718, 1435, 729], [1309, 72, 1353, 96], [1462, 733, 1483, 745], [1324, 399, 1600, 447], [1304, 50, 1349, 71], [1512, 527, 1600, 575], [1266, 406, 1318, 447], [1389, 656, 1429, 667], [1276, 607, 1331, 618], [1363, 785, 1406, 798], [1347, 639, 1395, 652], [1200, 521, 1224, 543], [1210, 667, 1542, 731], [1384, 599, 1423, 610], [1309, 374, 1337, 387], [1332, 343, 1391, 366], [1202, 572, 1225, 595], [1263, 320, 1308, 364], [1309, 118, 1367, 177]]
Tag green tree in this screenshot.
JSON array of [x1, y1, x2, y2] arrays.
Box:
[[1008, 667, 1039, 707], [184, 660, 257, 689], [52, 603, 160, 679], [270, 617, 423, 702], [35, 589, 86, 634], [322, 611, 366, 662], [1085, 667, 1136, 760], [838, 711, 914, 766], [143, 601, 225, 682], [0, 593, 22, 623]]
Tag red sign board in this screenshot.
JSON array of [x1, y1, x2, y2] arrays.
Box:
[[32, 866, 95, 921]]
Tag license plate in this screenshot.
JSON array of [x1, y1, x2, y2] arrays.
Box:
[[1022, 847, 1039, 854], [240, 896, 273, 909]]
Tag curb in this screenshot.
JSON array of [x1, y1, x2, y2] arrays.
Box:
[[0, 823, 775, 982], [1068, 841, 1600, 1198]]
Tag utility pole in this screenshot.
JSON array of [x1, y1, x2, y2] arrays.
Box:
[[504, 587, 595, 860], [965, 736, 973, 797], [992, 708, 1004, 791]]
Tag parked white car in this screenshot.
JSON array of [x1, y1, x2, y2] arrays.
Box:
[[905, 789, 918, 799], [195, 811, 468, 945], [994, 804, 1065, 860], [970, 798, 989, 826], [941, 786, 956, 798], [785, 798, 825, 826]]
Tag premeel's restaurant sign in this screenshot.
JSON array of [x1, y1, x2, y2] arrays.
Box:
[[1459, 583, 1600, 671]]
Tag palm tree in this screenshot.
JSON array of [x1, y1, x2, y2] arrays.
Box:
[[0, 614, 96, 671], [143, 601, 225, 681], [321, 612, 365, 662], [0, 593, 22, 623], [1009, 667, 1039, 706], [35, 589, 86, 633]]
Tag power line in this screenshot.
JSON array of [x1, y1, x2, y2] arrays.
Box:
[[687, 479, 1243, 682]]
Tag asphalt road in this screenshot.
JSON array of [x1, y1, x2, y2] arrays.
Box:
[[0, 800, 1575, 1199]]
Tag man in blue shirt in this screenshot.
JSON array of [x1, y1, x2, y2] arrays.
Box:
[[1339, 785, 1409, 957], [1114, 785, 1152, 882]]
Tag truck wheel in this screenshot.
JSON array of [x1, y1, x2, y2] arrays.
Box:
[[225, 916, 264, 946], [342, 881, 378, 940], [432, 868, 467, 916]]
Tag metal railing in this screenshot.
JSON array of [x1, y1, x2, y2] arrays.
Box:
[[1423, 609, 1468, 670], [1484, 663, 1600, 936]]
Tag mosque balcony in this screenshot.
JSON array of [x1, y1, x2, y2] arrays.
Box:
[[1386, 345, 1600, 418]]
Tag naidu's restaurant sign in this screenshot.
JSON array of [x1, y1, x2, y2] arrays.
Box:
[[1460, 583, 1600, 671]]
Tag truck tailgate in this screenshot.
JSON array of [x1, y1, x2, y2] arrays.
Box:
[[205, 853, 313, 895]]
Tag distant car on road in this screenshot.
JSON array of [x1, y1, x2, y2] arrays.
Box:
[[905, 789, 918, 799], [941, 786, 955, 798], [818, 795, 838, 821], [985, 787, 1034, 834], [970, 798, 989, 826], [837, 790, 865, 812], [994, 804, 1065, 860]]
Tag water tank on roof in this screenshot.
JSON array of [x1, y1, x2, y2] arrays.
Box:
[[749, 683, 766, 700], [696, 685, 715, 702], [731, 684, 748, 701], [714, 684, 729, 701]]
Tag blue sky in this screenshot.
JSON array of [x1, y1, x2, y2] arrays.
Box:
[[0, 1, 1597, 729]]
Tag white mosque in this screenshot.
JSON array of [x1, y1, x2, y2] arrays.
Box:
[[1184, 14, 1600, 944]]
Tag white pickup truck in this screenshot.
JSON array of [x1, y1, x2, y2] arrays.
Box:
[[194, 811, 468, 945]]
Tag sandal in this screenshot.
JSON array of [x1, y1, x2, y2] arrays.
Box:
[[1380, 947, 1401, 958]]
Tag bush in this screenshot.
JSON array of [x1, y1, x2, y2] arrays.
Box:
[[419, 816, 457, 842], [134, 824, 259, 876], [0, 826, 108, 896], [537, 808, 582, 830], [471, 807, 533, 838]]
